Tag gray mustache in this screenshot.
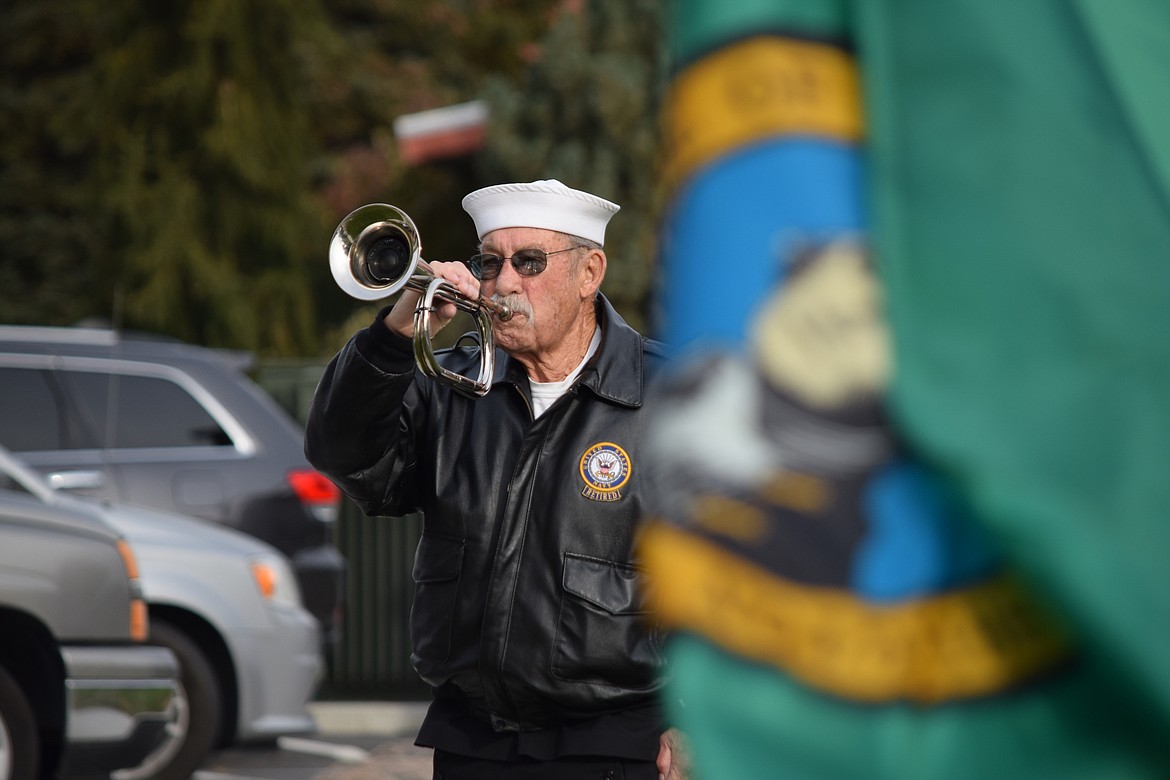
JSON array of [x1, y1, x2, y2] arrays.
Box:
[[492, 293, 533, 320]]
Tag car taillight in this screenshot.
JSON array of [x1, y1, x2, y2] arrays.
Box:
[[288, 469, 341, 523]]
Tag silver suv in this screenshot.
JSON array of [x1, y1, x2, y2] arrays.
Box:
[[0, 465, 180, 779], [1, 444, 321, 780], [0, 325, 345, 647]]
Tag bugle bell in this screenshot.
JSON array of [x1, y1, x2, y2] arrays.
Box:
[[329, 203, 511, 398]]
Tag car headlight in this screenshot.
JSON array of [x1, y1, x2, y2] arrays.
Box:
[[248, 553, 303, 609]]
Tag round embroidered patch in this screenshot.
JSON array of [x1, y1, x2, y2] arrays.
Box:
[[579, 442, 632, 501]]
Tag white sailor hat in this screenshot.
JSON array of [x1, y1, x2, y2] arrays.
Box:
[[462, 179, 620, 245]]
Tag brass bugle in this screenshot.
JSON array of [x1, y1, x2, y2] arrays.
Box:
[[329, 203, 509, 397]]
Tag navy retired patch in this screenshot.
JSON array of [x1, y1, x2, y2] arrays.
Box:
[[580, 442, 631, 501]]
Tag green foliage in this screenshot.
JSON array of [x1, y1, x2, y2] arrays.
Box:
[[0, 0, 665, 354], [0, 4, 109, 326], [1, 0, 335, 355]]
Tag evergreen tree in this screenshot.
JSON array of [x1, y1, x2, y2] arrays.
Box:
[[1, 1, 335, 356], [90, 1, 335, 355], [0, 5, 109, 326]]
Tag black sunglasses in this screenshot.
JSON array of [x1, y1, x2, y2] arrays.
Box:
[[467, 246, 579, 280]]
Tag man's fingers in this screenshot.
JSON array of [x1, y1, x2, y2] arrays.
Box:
[[429, 260, 481, 301]]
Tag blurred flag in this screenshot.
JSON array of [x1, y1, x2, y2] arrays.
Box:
[[393, 100, 488, 166], [640, 0, 1170, 777]]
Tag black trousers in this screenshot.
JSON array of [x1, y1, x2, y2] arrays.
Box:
[[432, 748, 659, 780]]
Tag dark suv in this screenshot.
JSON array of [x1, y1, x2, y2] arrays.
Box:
[[0, 325, 345, 646]]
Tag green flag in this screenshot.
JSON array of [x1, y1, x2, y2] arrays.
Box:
[[643, 1, 1170, 777]]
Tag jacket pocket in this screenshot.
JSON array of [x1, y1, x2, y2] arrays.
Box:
[[552, 552, 659, 688], [410, 534, 465, 663]]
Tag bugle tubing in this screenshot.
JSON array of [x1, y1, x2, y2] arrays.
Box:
[[329, 203, 509, 397]]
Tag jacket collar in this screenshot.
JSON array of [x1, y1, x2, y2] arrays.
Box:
[[499, 294, 644, 408]]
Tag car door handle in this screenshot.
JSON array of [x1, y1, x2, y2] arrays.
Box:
[[47, 470, 106, 490]]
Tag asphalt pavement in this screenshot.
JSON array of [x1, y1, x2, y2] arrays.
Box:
[[309, 701, 432, 780], [196, 701, 433, 780]]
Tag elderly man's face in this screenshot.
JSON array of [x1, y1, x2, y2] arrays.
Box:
[[478, 227, 597, 359]]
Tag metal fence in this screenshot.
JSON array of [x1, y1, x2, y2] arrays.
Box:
[[254, 359, 428, 699], [328, 502, 428, 699]]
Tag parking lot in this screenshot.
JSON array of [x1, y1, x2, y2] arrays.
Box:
[[0, 325, 358, 779], [198, 701, 431, 780]]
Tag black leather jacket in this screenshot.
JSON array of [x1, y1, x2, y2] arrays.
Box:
[[305, 295, 667, 730]]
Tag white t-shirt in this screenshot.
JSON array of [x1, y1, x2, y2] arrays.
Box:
[[529, 327, 602, 418]]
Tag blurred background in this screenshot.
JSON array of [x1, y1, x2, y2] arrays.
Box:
[[0, 0, 665, 352]]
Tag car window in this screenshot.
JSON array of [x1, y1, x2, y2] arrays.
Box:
[[61, 370, 234, 449], [0, 366, 92, 451]]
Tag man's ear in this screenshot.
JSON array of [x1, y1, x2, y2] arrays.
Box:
[[580, 249, 607, 299]]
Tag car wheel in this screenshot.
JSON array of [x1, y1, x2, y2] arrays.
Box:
[[0, 665, 39, 780], [112, 621, 221, 780]]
